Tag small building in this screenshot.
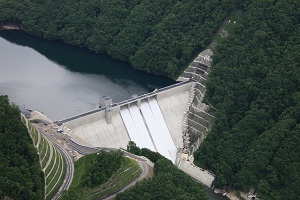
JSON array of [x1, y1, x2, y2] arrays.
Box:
[[19, 107, 31, 118], [99, 96, 112, 108]]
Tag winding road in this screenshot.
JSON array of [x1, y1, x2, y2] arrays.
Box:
[[101, 160, 148, 200], [51, 141, 74, 199], [67, 139, 153, 200], [28, 110, 152, 199], [37, 128, 74, 200]]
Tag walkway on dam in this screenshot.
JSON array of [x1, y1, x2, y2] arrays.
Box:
[[57, 79, 194, 124], [58, 80, 193, 164]]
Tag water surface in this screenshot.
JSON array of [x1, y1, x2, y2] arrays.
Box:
[[0, 31, 175, 120]]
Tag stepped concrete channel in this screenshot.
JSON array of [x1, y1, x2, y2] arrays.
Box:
[[58, 49, 216, 188]]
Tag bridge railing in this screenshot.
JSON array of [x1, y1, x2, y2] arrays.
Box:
[[112, 79, 195, 108], [56, 107, 106, 124], [57, 79, 195, 124]]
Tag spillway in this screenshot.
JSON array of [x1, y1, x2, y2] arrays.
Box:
[[119, 98, 178, 163], [128, 105, 156, 152], [148, 98, 177, 161], [141, 99, 177, 163], [120, 107, 143, 147]]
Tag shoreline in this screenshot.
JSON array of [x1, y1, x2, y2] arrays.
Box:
[[0, 25, 22, 30], [0, 24, 174, 79]]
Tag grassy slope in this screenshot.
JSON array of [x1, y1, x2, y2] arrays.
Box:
[[62, 153, 141, 200]]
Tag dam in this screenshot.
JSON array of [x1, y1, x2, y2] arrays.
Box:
[[59, 80, 193, 164], [57, 49, 215, 187]]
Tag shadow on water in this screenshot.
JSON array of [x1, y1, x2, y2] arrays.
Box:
[[0, 30, 176, 91]]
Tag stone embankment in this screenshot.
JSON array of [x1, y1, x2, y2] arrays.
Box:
[[178, 49, 215, 150], [177, 49, 216, 187]]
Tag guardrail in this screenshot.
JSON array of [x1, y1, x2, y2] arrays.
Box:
[[68, 139, 151, 163], [57, 79, 195, 124], [57, 107, 106, 124], [112, 79, 194, 108]]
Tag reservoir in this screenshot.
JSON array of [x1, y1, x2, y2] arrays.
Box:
[[0, 30, 228, 200], [0, 31, 175, 120]]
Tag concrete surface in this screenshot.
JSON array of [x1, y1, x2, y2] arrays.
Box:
[[157, 87, 190, 149], [67, 113, 130, 149], [62, 82, 193, 158], [178, 159, 215, 187]]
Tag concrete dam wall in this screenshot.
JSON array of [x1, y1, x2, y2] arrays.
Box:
[[60, 81, 193, 164], [59, 49, 216, 187]]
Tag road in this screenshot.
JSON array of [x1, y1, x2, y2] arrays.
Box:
[[29, 111, 75, 200], [36, 127, 74, 200], [29, 110, 152, 199], [66, 140, 153, 199], [101, 160, 148, 200], [51, 141, 74, 199]]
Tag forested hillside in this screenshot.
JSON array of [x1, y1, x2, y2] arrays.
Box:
[[0, 0, 242, 78], [119, 142, 209, 200], [194, 0, 300, 199], [0, 96, 44, 199], [62, 150, 135, 200], [1, 0, 299, 199]]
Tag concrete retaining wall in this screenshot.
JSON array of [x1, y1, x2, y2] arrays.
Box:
[[156, 81, 193, 100], [68, 113, 130, 149], [63, 109, 105, 129], [178, 159, 215, 187]]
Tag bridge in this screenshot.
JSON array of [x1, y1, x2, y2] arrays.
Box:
[[56, 49, 216, 187]]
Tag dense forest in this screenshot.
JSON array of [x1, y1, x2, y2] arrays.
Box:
[[118, 142, 208, 200], [194, 0, 300, 199], [0, 0, 243, 78], [1, 0, 300, 199], [0, 96, 44, 199], [81, 150, 124, 187]]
